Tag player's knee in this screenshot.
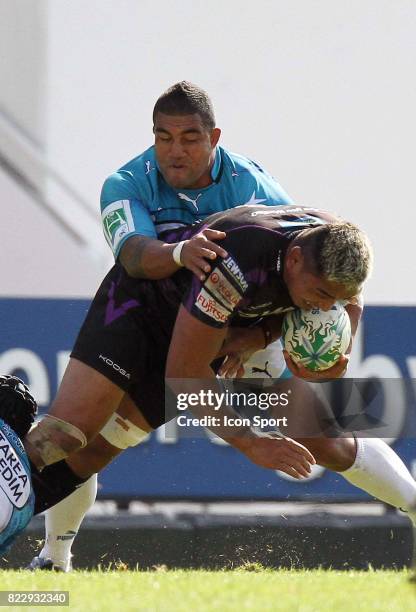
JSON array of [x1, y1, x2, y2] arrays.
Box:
[[314, 436, 356, 471], [99, 412, 150, 450], [25, 415, 87, 469]]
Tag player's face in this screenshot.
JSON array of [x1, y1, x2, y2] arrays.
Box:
[[153, 113, 221, 189], [284, 247, 360, 310]]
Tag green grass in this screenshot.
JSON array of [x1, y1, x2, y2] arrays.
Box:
[[0, 568, 414, 611]]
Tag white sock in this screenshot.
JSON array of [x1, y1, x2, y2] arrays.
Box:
[[341, 438, 416, 523], [39, 474, 97, 570]]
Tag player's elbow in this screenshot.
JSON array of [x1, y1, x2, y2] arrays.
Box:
[[118, 259, 146, 279]]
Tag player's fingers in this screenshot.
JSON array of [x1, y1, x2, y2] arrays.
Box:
[[197, 246, 220, 261], [218, 355, 231, 377], [332, 354, 349, 375], [288, 462, 311, 478], [189, 256, 213, 276], [278, 464, 304, 480], [282, 350, 300, 374], [282, 352, 322, 381], [285, 451, 313, 474], [299, 355, 349, 381], [200, 240, 228, 258], [201, 229, 227, 241], [260, 436, 315, 471], [186, 261, 208, 281], [285, 438, 316, 464], [182, 243, 212, 270], [219, 355, 241, 378]]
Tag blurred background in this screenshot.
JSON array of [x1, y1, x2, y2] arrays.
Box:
[[1, 0, 415, 569]]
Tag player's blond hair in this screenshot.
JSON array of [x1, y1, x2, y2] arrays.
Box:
[[298, 222, 373, 288]]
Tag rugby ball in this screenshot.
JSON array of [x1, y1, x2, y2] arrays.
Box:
[[281, 303, 351, 371]]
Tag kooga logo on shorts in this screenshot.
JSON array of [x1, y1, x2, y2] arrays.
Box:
[[99, 355, 131, 379]]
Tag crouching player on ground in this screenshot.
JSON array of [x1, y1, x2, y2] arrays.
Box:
[[0, 376, 37, 556]]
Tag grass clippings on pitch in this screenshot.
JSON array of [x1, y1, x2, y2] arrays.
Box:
[[0, 568, 414, 611]]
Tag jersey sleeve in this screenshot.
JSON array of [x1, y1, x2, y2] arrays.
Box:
[[101, 198, 157, 258], [101, 173, 157, 258], [182, 253, 250, 328], [181, 219, 283, 328]]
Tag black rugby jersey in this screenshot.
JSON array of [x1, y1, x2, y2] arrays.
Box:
[[106, 205, 339, 333]]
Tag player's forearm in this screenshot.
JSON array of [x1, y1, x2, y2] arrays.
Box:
[[119, 235, 180, 279]]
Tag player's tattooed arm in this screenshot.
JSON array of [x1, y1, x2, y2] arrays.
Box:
[[119, 231, 228, 280], [119, 235, 178, 279]]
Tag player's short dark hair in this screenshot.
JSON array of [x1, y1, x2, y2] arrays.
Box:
[[296, 222, 373, 289], [153, 81, 216, 130], [0, 375, 38, 439]]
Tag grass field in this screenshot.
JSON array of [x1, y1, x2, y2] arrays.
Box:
[[0, 568, 414, 611]]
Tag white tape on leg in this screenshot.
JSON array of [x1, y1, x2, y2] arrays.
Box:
[[99, 412, 149, 449]]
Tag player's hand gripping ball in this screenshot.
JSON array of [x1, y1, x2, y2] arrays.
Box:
[[282, 303, 351, 371]]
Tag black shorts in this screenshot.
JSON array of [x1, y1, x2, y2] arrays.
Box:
[[71, 266, 176, 429]]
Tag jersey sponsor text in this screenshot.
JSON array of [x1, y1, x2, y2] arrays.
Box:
[[195, 289, 229, 323], [205, 270, 241, 309], [0, 431, 30, 508], [223, 257, 248, 291]]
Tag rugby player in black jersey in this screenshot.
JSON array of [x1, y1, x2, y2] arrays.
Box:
[[24, 205, 416, 570]]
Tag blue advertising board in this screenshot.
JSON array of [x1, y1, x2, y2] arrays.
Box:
[[0, 298, 415, 501]]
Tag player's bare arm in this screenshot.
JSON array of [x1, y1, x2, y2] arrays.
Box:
[[166, 306, 316, 479], [119, 230, 228, 280]]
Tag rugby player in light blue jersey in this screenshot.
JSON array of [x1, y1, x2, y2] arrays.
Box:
[[0, 376, 37, 557]]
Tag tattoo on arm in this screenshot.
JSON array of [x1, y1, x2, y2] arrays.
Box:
[[119, 235, 154, 278]]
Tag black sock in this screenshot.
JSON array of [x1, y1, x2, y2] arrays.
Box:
[[30, 460, 88, 515]]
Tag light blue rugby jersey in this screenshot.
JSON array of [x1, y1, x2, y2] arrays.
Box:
[[0, 419, 34, 555], [100, 145, 293, 258]]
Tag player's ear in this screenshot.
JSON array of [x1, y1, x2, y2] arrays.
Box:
[[286, 246, 304, 273], [210, 127, 221, 147]]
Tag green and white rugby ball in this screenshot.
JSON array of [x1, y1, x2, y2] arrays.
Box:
[[282, 303, 351, 371]]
